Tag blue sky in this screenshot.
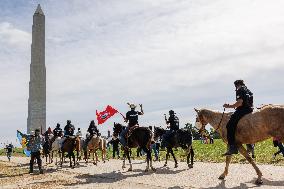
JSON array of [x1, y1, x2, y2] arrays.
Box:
[[0, 0, 283, 146]]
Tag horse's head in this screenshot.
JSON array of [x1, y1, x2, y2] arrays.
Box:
[[194, 108, 209, 134], [113, 122, 124, 137], [153, 126, 165, 140]]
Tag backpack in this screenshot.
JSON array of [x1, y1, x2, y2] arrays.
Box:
[[244, 87, 253, 107]]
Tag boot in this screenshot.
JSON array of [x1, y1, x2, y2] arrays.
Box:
[[29, 161, 33, 174], [223, 145, 238, 156], [39, 169, 44, 174]]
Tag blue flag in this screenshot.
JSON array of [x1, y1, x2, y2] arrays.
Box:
[[16, 130, 31, 157]]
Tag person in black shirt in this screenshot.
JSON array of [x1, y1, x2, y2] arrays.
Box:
[[119, 103, 144, 147], [53, 123, 63, 137], [223, 80, 253, 155], [84, 120, 99, 148], [162, 110, 179, 147], [64, 120, 75, 137]]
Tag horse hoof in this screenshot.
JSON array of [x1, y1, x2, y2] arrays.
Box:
[[188, 164, 193, 169], [163, 164, 167, 167], [151, 167, 156, 172], [128, 168, 132, 172], [174, 164, 178, 168], [218, 176, 225, 180], [145, 169, 149, 172], [255, 179, 263, 185]]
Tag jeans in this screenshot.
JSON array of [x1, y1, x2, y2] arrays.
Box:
[[30, 151, 42, 172], [226, 108, 253, 145], [151, 143, 159, 160], [119, 127, 129, 147]]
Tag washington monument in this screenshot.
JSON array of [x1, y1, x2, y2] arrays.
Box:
[[27, 4, 46, 134]]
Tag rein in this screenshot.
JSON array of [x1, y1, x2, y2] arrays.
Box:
[[215, 108, 226, 131]]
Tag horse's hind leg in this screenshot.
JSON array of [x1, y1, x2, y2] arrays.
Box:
[[219, 154, 232, 180], [126, 149, 132, 171], [187, 145, 194, 168], [238, 145, 263, 185]]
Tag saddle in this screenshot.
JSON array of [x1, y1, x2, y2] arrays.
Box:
[[126, 125, 139, 139]]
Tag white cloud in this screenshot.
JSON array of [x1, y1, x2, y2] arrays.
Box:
[[0, 0, 284, 144], [0, 22, 31, 46]]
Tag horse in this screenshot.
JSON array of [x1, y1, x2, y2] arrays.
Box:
[[113, 122, 155, 172], [85, 135, 107, 165], [154, 127, 194, 168], [194, 105, 284, 185], [42, 135, 52, 164], [75, 136, 84, 162], [60, 136, 77, 168], [50, 136, 63, 165]]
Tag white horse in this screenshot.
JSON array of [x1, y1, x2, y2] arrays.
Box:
[[51, 136, 63, 165]]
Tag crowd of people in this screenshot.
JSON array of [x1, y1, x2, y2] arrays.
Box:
[[4, 79, 283, 174]]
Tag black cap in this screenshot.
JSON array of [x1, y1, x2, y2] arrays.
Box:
[[169, 110, 175, 115], [234, 80, 244, 87]]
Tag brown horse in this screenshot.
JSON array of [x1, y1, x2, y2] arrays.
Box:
[[61, 137, 78, 168], [113, 123, 155, 172], [194, 105, 284, 184], [85, 135, 107, 165]]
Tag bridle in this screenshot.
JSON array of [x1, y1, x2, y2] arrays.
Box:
[[215, 108, 226, 131], [196, 108, 226, 133]]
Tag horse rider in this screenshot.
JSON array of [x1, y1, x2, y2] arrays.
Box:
[[53, 123, 63, 138], [27, 129, 44, 174], [119, 103, 144, 147], [223, 79, 253, 155], [64, 120, 75, 137], [84, 120, 99, 147], [76, 128, 83, 138], [62, 120, 75, 148], [162, 110, 179, 147]]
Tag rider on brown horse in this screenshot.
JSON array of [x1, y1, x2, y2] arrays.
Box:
[[120, 103, 144, 147], [83, 120, 99, 150], [223, 79, 254, 155]]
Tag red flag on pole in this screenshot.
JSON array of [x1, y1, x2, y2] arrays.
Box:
[[96, 105, 118, 125]]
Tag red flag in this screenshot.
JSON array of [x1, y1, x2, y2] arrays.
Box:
[[96, 105, 118, 125]]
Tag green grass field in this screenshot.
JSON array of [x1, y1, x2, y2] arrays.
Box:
[[1, 139, 283, 165]]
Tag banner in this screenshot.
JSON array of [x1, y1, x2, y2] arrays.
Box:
[[16, 130, 31, 157], [96, 105, 118, 125]]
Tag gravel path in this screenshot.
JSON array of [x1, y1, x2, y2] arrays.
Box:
[[1, 156, 284, 188]]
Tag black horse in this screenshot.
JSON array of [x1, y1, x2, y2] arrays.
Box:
[[154, 127, 194, 168], [113, 122, 155, 172], [43, 135, 52, 164]]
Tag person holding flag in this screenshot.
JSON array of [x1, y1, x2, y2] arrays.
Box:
[[119, 103, 144, 147]]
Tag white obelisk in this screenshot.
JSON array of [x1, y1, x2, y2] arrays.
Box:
[[27, 4, 46, 134]]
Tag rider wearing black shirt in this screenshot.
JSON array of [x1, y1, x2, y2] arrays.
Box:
[[120, 103, 144, 147], [162, 110, 179, 147], [223, 80, 253, 155], [53, 123, 63, 137]]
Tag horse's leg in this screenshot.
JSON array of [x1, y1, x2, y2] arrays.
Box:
[[170, 148, 178, 168], [238, 145, 263, 185], [190, 146, 194, 168], [122, 151, 126, 169], [126, 149, 132, 171], [187, 145, 194, 168], [72, 152, 76, 168], [164, 148, 170, 167], [218, 154, 232, 180]]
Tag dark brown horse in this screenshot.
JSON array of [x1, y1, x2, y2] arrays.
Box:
[[154, 127, 194, 168], [61, 137, 77, 168], [113, 123, 155, 172]]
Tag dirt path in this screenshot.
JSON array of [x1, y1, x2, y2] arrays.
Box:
[[1, 156, 284, 188]]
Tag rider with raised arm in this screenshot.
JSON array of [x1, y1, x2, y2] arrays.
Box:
[[162, 110, 179, 147], [119, 103, 144, 147], [223, 79, 253, 155]]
